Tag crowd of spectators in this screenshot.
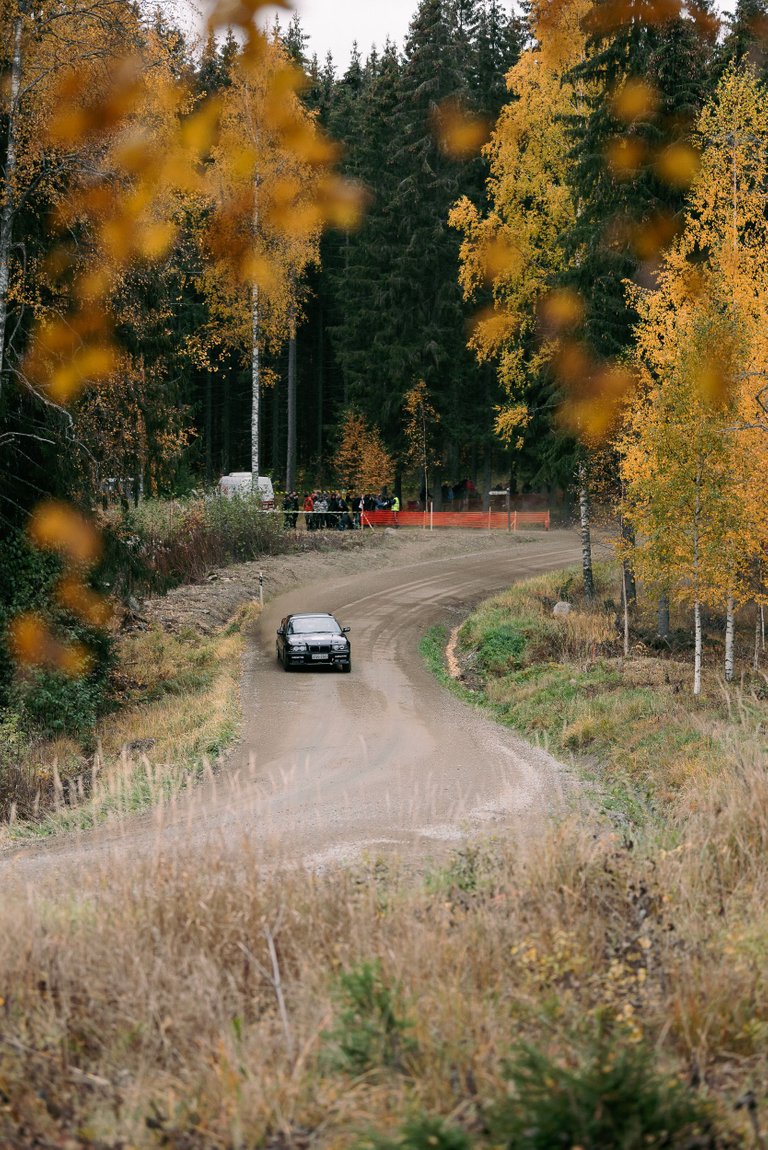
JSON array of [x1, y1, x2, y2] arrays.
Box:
[[282, 490, 398, 530]]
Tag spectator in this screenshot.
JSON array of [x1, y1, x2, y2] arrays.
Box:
[[315, 490, 328, 529], [303, 492, 315, 530]]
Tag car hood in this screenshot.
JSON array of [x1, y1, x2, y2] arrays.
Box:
[[288, 632, 346, 642]]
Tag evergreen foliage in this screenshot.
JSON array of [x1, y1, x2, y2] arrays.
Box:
[[562, 0, 716, 359]]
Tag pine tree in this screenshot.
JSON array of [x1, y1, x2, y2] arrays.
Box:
[[330, 43, 404, 426], [471, 0, 526, 121]]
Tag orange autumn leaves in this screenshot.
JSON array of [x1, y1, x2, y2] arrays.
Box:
[[617, 67, 768, 618], [11, 503, 109, 677], [334, 411, 395, 493]]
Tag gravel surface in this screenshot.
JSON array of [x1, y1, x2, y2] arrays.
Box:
[[5, 528, 588, 886]]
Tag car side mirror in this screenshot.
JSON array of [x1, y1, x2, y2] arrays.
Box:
[[342, 626, 350, 633], [277, 627, 284, 636]]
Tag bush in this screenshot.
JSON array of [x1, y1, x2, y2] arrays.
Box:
[[0, 529, 114, 739], [359, 1116, 471, 1150], [101, 495, 286, 593], [488, 1034, 717, 1150], [9, 665, 106, 737], [322, 960, 417, 1075]]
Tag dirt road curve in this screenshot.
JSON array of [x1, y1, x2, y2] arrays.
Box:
[[5, 531, 585, 885]]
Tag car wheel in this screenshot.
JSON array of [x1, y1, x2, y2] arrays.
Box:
[[342, 660, 351, 673]]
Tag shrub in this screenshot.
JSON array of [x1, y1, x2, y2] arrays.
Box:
[[359, 1116, 471, 1150], [101, 495, 286, 592], [9, 665, 106, 737], [476, 622, 527, 674], [0, 529, 114, 739], [488, 1034, 717, 1150], [322, 960, 417, 1075]]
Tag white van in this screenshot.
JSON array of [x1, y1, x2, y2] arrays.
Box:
[[217, 473, 275, 508]]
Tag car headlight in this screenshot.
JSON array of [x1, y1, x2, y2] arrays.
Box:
[[331, 639, 347, 650], [290, 642, 308, 651]]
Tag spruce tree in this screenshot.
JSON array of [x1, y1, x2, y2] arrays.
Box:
[[719, 0, 768, 84], [562, 0, 716, 359], [387, 0, 480, 470], [472, 0, 526, 120]]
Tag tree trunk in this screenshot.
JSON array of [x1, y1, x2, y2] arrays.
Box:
[[204, 369, 212, 484], [482, 446, 492, 512], [0, 11, 23, 397], [316, 301, 323, 461], [621, 562, 630, 657], [693, 449, 702, 696], [754, 603, 761, 672], [221, 373, 230, 475], [724, 596, 735, 682], [657, 594, 670, 640], [621, 517, 637, 605], [286, 302, 297, 492], [251, 282, 260, 488], [578, 460, 594, 602], [694, 598, 702, 697], [271, 368, 280, 476]]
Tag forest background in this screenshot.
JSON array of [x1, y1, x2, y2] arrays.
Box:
[[3, 0, 768, 727]]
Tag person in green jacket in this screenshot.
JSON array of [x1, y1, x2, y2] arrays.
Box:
[[391, 494, 400, 527]]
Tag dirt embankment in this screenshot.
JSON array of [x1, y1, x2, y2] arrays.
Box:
[[137, 528, 544, 634]]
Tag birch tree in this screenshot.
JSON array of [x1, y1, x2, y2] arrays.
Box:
[[449, 0, 592, 451], [202, 38, 327, 489], [620, 65, 768, 690]]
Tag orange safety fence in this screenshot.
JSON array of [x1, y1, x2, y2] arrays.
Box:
[[360, 510, 550, 530]]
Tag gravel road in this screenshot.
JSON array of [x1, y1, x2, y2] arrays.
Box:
[[4, 529, 586, 886]]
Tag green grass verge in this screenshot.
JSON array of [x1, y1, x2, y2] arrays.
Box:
[[422, 565, 757, 829]]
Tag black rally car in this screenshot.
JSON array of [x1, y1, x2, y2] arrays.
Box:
[[276, 612, 351, 672]]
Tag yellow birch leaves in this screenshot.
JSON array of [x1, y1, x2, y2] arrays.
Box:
[[619, 66, 768, 615]]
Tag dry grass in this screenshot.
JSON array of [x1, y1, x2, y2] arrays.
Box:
[[2, 563, 767, 1145], [1, 606, 255, 839], [1, 745, 766, 1147]]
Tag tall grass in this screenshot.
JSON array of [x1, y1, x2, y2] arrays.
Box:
[[1, 747, 763, 1146], [1, 609, 249, 833], [2, 565, 767, 1144]]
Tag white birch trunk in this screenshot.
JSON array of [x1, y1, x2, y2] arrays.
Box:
[[286, 300, 296, 492], [251, 282, 260, 489], [621, 562, 630, 657], [694, 598, 702, 697], [578, 460, 594, 602], [693, 450, 702, 697], [724, 596, 735, 683], [0, 11, 24, 395], [754, 603, 761, 672], [657, 593, 670, 640]]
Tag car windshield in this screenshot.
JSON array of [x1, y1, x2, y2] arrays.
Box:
[[289, 616, 341, 634]]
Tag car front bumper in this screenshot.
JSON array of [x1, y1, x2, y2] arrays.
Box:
[[286, 650, 350, 667]]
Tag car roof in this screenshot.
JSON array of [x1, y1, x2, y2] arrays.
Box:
[[288, 612, 335, 619]]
